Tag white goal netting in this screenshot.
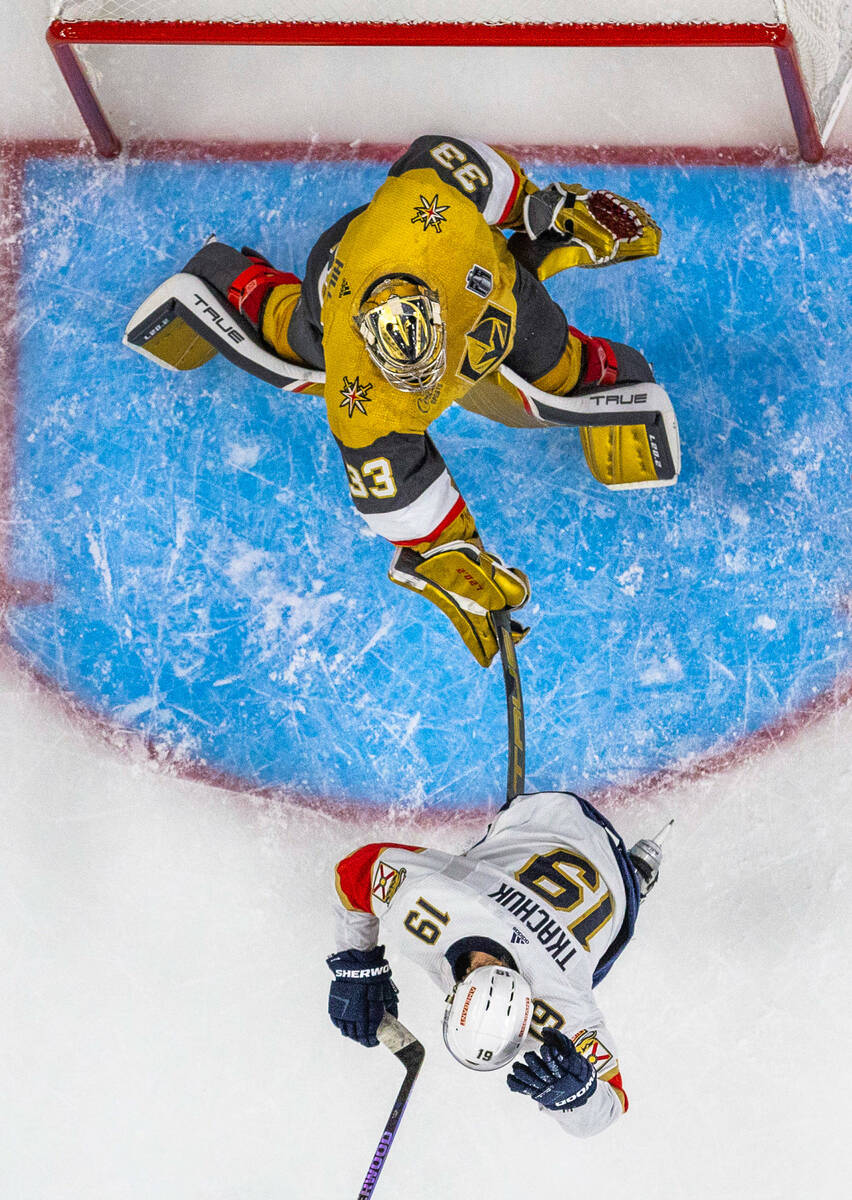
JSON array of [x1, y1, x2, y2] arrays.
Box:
[[53, 1, 852, 141], [777, 0, 852, 136]]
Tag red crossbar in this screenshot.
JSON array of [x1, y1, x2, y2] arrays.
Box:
[[45, 19, 824, 161]]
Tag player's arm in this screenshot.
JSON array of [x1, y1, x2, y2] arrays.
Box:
[[387, 136, 660, 281], [333, 842, 426, 933], [509, 183, 662, 281], [386, 134, 531, 229], [507, 1021, 628, 1137], [335, 429, 530, 668], [327, 841, 429, 1047]]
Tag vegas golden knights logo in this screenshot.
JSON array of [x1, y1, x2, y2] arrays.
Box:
[[459, 304, 513, 382]]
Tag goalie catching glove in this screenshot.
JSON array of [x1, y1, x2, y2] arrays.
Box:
[[389, 541, 530, 669], [513, 184, 661, 281]]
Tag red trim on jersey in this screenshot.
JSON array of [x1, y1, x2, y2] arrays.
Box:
[[391, 494, 467, 548], [497, 169, 522, 227], [335, 841, 422, 913], [604, 1071, 629, 1112]]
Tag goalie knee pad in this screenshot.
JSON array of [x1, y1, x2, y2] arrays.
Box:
[[569, 332, 654, 393], [528, 328, 645, 398], [572, 327, 619, 390], [182, 240, 298, 331]]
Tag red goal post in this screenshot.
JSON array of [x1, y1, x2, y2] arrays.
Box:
[[46, 14, 830, 161]]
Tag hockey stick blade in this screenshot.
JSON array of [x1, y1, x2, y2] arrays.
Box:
[[492, 609, 526, 806], [356, 1015, 425, 1200]]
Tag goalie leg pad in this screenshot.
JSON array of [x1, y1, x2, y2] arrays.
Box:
[[573, 334, 654, 392], [389, 542, 530, 669], [527, 329, 648, 400], [132, 312, 219, 372], [183, 240, 299, 332], [498, 364, 681, 489], [579, 423, 658, 487], [124, 274, 326, 391], [183, 241, 258, 303]]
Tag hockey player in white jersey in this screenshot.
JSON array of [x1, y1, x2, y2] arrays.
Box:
[[327, 790, 665, 1137]]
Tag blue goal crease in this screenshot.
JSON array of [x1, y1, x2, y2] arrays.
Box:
[[6, 155, 852, 809]]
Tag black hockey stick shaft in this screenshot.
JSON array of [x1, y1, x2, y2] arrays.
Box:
[[356, 1015, 425, 1200], [492, 609, 526, 805]]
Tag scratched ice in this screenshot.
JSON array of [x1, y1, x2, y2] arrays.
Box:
[[4, 5, 852, 1197], [6, 157, 852, 807]]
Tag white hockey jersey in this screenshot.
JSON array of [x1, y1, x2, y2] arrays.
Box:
[[333, 791, 636, 1137]]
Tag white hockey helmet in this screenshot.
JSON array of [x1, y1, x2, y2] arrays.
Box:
[[354, 274, 445, 393], [442, 965, 533, 1072]]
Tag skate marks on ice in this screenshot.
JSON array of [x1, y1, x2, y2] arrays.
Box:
[[4, 152, 852, 807], [2, 659, 850, 1200]]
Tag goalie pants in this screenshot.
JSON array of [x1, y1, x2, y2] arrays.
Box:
[[278, 209, 654, 399]]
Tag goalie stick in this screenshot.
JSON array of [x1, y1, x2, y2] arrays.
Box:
[[357, 1015, 425, 1200], [492, 609, 526, 806]]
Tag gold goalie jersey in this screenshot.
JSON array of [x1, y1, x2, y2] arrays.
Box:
[[293, 135, 531, 549]]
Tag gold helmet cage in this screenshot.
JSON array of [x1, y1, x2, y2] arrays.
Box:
[[354, 274, 446, 393]]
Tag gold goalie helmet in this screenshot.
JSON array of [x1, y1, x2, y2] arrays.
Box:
[[354, 274, 445, 392]]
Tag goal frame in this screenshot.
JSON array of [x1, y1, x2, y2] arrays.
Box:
[[46, 18, 824, 162]]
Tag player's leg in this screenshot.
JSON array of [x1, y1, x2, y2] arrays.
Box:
[[178, 205, 366, 371], [178, 240, 323, 371], [501, 264, 671, 488], [260, 280, 321, 369], [262, 204, 367, 370], [124, 210, 360, 384], [507, 262, 654, 396]]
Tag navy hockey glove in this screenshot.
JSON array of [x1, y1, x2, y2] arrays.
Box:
[[326, 945, 398, 1048], [506, 1027, 598, 1111]]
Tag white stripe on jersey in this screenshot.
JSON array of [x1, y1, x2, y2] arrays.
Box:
[[464, 137, 519, 225], [316, 259, 330, 312], [358, 469, 460, 543]]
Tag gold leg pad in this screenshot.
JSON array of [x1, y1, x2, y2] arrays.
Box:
[[456, 374, 548, 428], [579, 423, 658, 486], [142, 316, 218, 370]]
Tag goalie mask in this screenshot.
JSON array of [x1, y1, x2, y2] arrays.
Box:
[[354, 274, 445, 393], [442, 965, 533, 1072]]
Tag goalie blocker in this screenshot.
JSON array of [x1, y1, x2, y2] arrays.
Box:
[[124, 273, 679, 491], [388, 541, 531, 669]]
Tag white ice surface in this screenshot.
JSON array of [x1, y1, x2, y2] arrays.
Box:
[[3, 3, 852, 1198], [2, 655, 851, 1200]]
